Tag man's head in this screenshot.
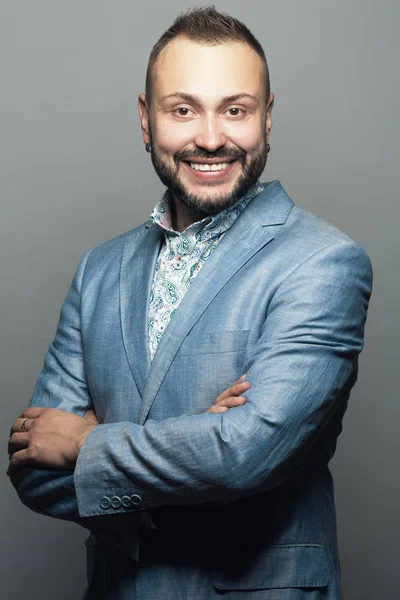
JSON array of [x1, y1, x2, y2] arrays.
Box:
[[138, 6, 274, 217]]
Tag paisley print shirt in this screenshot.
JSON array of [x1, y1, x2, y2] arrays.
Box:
[[148, 181, 266, 360]]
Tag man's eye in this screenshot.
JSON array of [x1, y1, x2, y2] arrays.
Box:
[[175, 107, 192, 116], [227, 108, 244, 117]]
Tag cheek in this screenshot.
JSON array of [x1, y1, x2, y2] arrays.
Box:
[[153, 118, 195, 153], [225, 121, 265, 152]]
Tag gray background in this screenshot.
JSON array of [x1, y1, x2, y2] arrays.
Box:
[[1, 1, 398, 598]]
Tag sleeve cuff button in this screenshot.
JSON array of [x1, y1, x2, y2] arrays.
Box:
[[131, 494, 142, 508], [121, 495, 132, 508], [100, 496, 111, 510], [111, 496, 122, 509]]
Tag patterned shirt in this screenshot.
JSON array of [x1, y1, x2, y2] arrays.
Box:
[[148, 181, 266, 360]]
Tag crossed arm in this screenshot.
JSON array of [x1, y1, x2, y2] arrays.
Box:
[[7, 378, 250, 474], [7, 240, 372, 522]]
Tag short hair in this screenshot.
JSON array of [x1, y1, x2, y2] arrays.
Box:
[[145, 6, 270, 106]]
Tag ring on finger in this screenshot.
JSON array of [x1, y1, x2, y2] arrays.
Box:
[[21, 418, 29, 432]]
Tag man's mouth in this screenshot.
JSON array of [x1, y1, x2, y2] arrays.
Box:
[[188, 161, 234, 172]]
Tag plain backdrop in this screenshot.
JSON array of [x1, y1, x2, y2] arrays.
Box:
[[1, 1, 398, 599]]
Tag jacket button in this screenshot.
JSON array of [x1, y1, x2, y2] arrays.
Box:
[[121, 495, 132, 508], [131, 494, 142, 508], [111, 496, 122, 509], [100, 496, 111, 510]]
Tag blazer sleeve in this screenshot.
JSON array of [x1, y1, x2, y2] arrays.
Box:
[[10, 249, 137, 534], [74, 240, 373, 517]]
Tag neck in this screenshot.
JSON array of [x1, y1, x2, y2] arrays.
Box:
[[169, 193, 209, 232]]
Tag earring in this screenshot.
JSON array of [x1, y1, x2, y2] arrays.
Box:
[[145, 142, 152, 153], [266, 143, 271, 154]]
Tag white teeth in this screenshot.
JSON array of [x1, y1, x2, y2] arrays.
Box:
[[189, 162, 230, 172]]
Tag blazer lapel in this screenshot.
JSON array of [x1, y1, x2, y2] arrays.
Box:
[[139, 180, 294, 423], [120, 223, 164, 397]]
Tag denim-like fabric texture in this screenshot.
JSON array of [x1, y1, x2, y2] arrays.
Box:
[[12, 181, 372, 599]]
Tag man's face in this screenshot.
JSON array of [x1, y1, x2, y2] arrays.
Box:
[[139, 36, 274, 215]]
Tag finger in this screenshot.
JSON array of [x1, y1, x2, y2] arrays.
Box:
[[216, 395, 247, 409], [233, 374, 247, 386], [84, 409, 98, 424], [208, 395, 248, 413], [215, 380, 251, 404], [17, 417, 33, 432], [9, 417, 31, 437], [84, 409, 95, 419], [218, 374, 247, 399], [22, 407, 46, 419], [8, 432, 29, 457], [6, 448, 31, 476], [208, 405, 229, 414], [9, 418, 19, 437], [215, 382, 248, 403]]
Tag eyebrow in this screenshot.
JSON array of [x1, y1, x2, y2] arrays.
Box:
[[160, 92, 259, 106]]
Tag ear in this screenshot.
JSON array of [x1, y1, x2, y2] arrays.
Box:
[[265, 92, 274, 142], [138, 93, 151, 144]]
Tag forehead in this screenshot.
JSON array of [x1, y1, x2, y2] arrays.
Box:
[[152, 36, 265, 101]]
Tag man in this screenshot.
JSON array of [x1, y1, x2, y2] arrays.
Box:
[[8, 7, 372, 600]]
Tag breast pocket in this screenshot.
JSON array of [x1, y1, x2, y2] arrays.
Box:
[[178, 329, 252, 394], [178, 329, 252, 356], [160, 330, 253, 418]]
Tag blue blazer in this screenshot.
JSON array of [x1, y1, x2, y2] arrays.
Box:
[[12, 181, 372, 599]]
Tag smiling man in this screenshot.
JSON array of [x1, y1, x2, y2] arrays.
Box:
[[8, 7, 372, 600], [140, 34, 273, 227]]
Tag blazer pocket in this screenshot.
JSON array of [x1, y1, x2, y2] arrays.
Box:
[[178, 329, 251, 356], [213, 544, 329, 590]]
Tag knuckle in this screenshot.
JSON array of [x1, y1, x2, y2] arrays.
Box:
[[26, 445, 35, 459], [29, 433, 38, 447]]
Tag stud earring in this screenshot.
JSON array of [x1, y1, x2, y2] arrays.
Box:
[[145, 143, 152, 153]]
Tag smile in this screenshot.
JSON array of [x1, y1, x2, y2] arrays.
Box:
[[181, 159, 239, 181], [189, 162, 232, 172]]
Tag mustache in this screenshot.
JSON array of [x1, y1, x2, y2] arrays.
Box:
[[174, 147, 246, 164]]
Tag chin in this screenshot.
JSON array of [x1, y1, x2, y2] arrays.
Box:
[[177, 182, 245, 215]]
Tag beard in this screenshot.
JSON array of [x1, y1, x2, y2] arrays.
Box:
[[148, 131, 268, 216]]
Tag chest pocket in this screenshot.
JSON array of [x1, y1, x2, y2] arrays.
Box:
[[158, 330, 253, 417], [178, 329, 252, 356]]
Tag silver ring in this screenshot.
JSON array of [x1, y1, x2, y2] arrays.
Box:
[[21, 418, 28, 432]]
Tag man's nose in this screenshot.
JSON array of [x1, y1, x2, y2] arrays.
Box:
[[193, 115, 226, 152]]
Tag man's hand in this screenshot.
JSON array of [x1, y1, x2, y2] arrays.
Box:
[[7, 407, 99, 476], [208, 375, 251, 414]]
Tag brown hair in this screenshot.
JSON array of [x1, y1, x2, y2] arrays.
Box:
[[145, 6, 270, 106]]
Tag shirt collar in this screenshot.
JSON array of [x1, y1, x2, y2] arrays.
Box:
[[149, 181, 265, 239]]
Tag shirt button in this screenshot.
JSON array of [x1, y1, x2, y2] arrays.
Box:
[[121, 495, 132, 508], [111, 496, 122, 509], [100, 496, 111, 510], [131, 494, 142, 509]]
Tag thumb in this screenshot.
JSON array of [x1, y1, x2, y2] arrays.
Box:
[[84, 409, 99, 424]]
